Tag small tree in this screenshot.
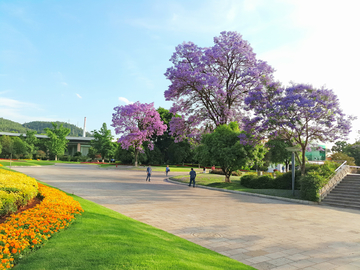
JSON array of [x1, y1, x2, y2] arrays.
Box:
[[245, 83, 354, 176], [330, 152, 355, 165], [266, 138, 293, 172], [21, 130, 38, 159], [92, 123, 114, 162], [12, 137, 28, 158], [112, 102, 167, 166], [197, 123, 266, 182], [45, 123, 70, 161], [0, 135, 13, 158]]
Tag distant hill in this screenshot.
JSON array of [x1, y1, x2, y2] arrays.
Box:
[[0, 118, 33, 133], [0, 118, 92, 137], [23, 121, 92, 137]]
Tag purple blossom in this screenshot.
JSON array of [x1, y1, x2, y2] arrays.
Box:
[[243, 82, 355, 175], [164, 31, 274, 142], [111, 101, 167, 166]]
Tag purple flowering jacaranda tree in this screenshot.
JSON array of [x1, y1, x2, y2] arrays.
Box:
[[111, 102, 167, 166], [244, 83, 355, 176], [164, 31, 274, 143]]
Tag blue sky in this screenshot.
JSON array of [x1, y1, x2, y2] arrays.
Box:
[[1, 0, 360, 142]]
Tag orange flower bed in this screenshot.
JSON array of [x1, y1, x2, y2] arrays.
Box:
[[0, 183, 83, 269]]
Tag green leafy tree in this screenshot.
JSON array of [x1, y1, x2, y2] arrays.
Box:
[[154, 107, 192, 164], [265, 138, 293, 172], [331, 141, 349, 153], [87, 147, 98, 161], [0, 135, 13, 158], [20, 130, 38, 159], [12, 137, 29, 158], [343, 142, 360, 165], [91, 123, 114, 162], [197, 123, 266, 182], [45, 123, 70, 161], [330, 152, 355, 165]]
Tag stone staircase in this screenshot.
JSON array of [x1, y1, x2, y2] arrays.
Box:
[[322, 174, 360, 210]]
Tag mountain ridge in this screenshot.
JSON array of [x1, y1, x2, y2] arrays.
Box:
[[0, 118, 92, 137]]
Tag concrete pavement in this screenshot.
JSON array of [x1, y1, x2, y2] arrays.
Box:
[[15, 164, 360, 270]]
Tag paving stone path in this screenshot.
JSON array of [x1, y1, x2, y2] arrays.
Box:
[[15, 164, 360, 270]]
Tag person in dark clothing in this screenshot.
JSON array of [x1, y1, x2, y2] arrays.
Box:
[[189, 168, 196, 187], [146, 165, 152, 182]]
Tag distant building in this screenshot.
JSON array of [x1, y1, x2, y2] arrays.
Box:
[[305, 144, 326, 161], [0, 132, 93, 157]]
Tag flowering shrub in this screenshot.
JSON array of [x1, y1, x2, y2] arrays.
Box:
[[0, 183, 83, 269], [0, 170, 38, 216]]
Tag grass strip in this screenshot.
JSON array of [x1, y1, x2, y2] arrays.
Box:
[[171, 174, 301, 199], [15, 183, 254, 270]]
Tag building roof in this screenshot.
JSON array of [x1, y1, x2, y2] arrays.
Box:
[[0, 132, 94, 142]]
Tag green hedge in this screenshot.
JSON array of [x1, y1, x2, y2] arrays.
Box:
[[299, 161, 337, 201], [240, 162, 338, 201], [240, 171, 301, 189]]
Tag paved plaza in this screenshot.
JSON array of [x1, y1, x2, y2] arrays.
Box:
[[16, 164, 360, 270]]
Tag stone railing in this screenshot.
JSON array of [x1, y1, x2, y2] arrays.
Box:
[[318, 164, 350, 202]]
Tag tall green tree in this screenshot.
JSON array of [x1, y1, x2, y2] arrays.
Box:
[[197, 123, 266, 182], [154, 107, 191, 164], [0, 135, 13, 158], [12, 137, 28, 158], [92, 123, 114, 162], [45, 123, 70, 161], [331, 141, 349, 153], [20, 130, 38, 159], [265, 138, 293, 172]]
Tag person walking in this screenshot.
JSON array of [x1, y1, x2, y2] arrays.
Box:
[[146, 165, 152, 182], [189, 168, 196, 187], [165, 165, 170, 177]]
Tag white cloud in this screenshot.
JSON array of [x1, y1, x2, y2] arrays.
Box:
[[76, 93, 82, 99], [0, 96, 57, 123], [118, 97, 133, 105], [258, 0, 360, 142]]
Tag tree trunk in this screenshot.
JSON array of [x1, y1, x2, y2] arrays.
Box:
[[285, 161, 289, 172], [134, 149, 138, 167], [55, 155, 57, 161], [301, 148, 306, 176], [224, 168, 231, 183], [225, 174, 231, 183]]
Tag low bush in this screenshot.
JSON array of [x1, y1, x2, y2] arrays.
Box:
[[274, 171, 301, 189], [300, 171, 328, 201], [240, 174, 257, 187], [0, 182, 83, 269], [0, 170, 38, 216], [241, 171, 301, 189], [210, 169, 243, 176], [299, 161, 338, 201]]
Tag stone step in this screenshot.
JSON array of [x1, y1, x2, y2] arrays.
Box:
[[321, 201, 360, 210], [323, 197, 360, 204], [326, 193, 360, 200], [330, 191, 360, 197], [335, 186, 360, 189], [331, 186, 360, 191]]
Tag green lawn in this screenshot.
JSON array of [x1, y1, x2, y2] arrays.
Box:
[[0, 160, 88, 167], [15, 182, 254, 270], [171, 174, 301, 199], [0, 160, 55, 166]]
